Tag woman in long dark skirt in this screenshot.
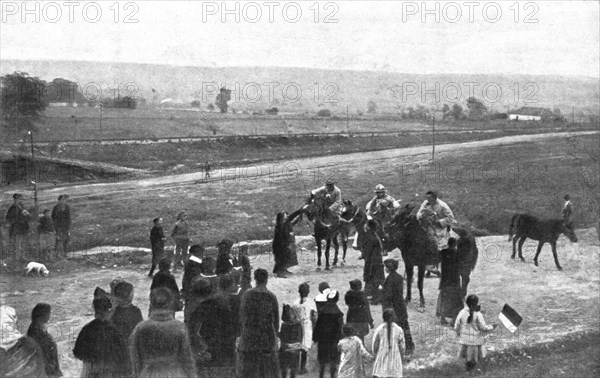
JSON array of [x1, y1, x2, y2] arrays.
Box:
[[362, 219, 385, 303], [272, 208, 303, 278], [436, 237, 464, 326]]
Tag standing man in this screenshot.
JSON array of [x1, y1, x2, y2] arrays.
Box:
[[562, 194, 573, 224], [171, 211, 190, 272], [416, 190, 456, 277], [237, 268, 281, 378], [52, 194, 71, 257], [311, 179, 343, 215], [6, 193, 30, 262], [205, 161, 211, 179], [149, 217, 166, 277]]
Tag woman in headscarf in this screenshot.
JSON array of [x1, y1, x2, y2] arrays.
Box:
[[73, 297, 130, 377], [362, 219, 385, 303], [129, 287, 197, 378], [26, 303, 62, 377], [111, 281, 143, 343], [0, 305, 46, 378], [272, 208, 304, 278]]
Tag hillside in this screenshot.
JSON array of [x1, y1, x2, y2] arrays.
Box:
[[1, 59, 598, 114]]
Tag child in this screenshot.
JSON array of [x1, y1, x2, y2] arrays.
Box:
[[337, 324, 373, 378], [455, 294, 497, 371], [313, 290, 343, 378], [372, 308, 405, 378], [294, 282, 317, 374], [149, 217, 166, 277], [344, 279, 374, 343], [279, 304, 303, 378], [37, 210, 55, 261]]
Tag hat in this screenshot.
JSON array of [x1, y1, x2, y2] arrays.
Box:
[[58, 194, 69, 200], [189, 244, 205, 255], [325, 179, 335, 185], [318, 281, 330, 293], [216, 238, 234, 250], [384, 258, 399, 271], [12, 193, 23, 200], [374, 184, 386, 193]]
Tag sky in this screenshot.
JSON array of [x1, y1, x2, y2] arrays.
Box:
[[1, 0, 599, 77]]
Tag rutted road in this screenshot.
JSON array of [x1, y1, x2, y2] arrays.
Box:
[[5, 130, 596, 204]]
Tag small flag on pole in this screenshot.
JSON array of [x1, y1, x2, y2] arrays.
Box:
[[498, 304, 522, 333]]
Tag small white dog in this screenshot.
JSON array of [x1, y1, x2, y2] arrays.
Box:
[[24, 262, 49, 277]]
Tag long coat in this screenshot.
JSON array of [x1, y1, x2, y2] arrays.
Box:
[[27, 324, 62, 377], [362, 231, 385, 286], [436, 247, 463, 319], [129, 309, 197, 378], [272, 208, 303, 273], [381, 270, 415, 353], [150, 225, 165, 264], [73, 319, 130, 377]]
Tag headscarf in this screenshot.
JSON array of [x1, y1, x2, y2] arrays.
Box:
[[113, 281, 134, 306], [0, 306, 22, 351]]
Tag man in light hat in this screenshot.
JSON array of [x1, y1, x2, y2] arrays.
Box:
[[311, 179, 343, 215], [366, 184, 400, 249]]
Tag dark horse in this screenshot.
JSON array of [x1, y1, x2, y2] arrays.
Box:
[[338, 199, 368, 263], [384, 203, 479, 307], [508, 213, 578, 270], [304, 192, 344, 270]]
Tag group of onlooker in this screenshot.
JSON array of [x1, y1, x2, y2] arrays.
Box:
[[2, 193, 71, 262]]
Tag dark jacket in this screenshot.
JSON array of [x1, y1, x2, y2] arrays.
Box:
[[6, 204, 29, 236], [279, 321, 303, 348], [150, 225, 165, 257], [51, 204, 70, 231], [362, 231, 384, 284], [272, 209, 303, 273], [129, 309, 197, 378], [150, 271, 182, 312], [238, 285, 279, 352], [439, 247, 460, 289], [344, 289, 373, 324], [181, 258, 210, 300], [382, 270, 409, 323], [215, 252, 233, 275], [313, 302, 343, 344], [189, 295, 235, 366], [27, 324, 62, 377], [0, 336, 47, 378], [111, 304, 143, 343], [73, 319, 129, 376]]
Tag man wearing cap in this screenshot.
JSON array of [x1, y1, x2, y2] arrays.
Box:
[[215, 238, 235, 275], [5, 193, 30, 262], [366, 184, 400, 248], [311, 179, 343, 215], [417, 191, 457, 277], [52, 194, 71, 256]]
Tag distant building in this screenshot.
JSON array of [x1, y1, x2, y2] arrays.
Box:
[[508, 107, 554, 121]]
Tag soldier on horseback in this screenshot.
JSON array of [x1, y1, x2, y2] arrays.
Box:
[[311, 179, 343, 215], [417, 190, 456, 277], [366, 184, 400, 250]]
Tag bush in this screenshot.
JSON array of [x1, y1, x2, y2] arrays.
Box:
[[317, 109, 332, 117]]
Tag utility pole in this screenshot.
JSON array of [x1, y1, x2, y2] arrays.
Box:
[[432, 115, 436, 164], [28, 130, 39, 255]]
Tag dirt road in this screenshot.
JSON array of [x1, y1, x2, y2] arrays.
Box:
[[8, 130, 596, 205]]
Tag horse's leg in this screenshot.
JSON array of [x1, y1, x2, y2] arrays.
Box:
[[418, 265, 426, 308], [316, 236, 322, 270], [517, 237, 527, 262], [460, 270, 470, 299], [405, 264, 413, 303], [324, 238, 331, 270], [332, 233, 339, 266], [511, 236, 518, 259], [341, 232, 348, 264], [533, 241, 544, 267], [550, 241, 562, 271]]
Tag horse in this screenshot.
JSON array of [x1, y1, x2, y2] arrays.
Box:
[[508, 213, 578, 270], [384, 203, 478, 307], [303, 192, 344, 270]]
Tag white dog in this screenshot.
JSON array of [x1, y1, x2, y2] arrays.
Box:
[[24, 262, 49, 277]]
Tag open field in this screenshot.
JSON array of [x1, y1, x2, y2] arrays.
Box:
[[2, 132, 597, 253]]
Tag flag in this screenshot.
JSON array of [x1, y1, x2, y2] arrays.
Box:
[[498, 304, 522, 333]]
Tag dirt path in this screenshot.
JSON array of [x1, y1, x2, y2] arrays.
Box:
[[9, 130, 596, 205]]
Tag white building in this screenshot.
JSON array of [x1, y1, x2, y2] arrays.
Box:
[[508, 107, 554, 121]]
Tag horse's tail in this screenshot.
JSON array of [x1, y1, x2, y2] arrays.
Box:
[[508, 213, 519, 241], [471, 236, 479, 271]]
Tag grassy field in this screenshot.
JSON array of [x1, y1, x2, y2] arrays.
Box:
[[3, 133, 597, 253]]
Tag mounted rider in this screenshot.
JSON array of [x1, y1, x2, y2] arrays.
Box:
[[416, 190, 457, 276], [310, 179, 343, 215], [365, 184, 400, 250]]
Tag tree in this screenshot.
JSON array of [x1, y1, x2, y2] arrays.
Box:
[[215, 87, 232, 113], [48, 78, 85, 105], [265, 107, 279, 115], [367, 100, 377, 114], [466, 97, 488, 120], [451, 104, 465, 120], [1, 71, 48, 137], [207, 103, 215, 112], [317, 109, 332, 117], [191, 100, 201, 107]]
